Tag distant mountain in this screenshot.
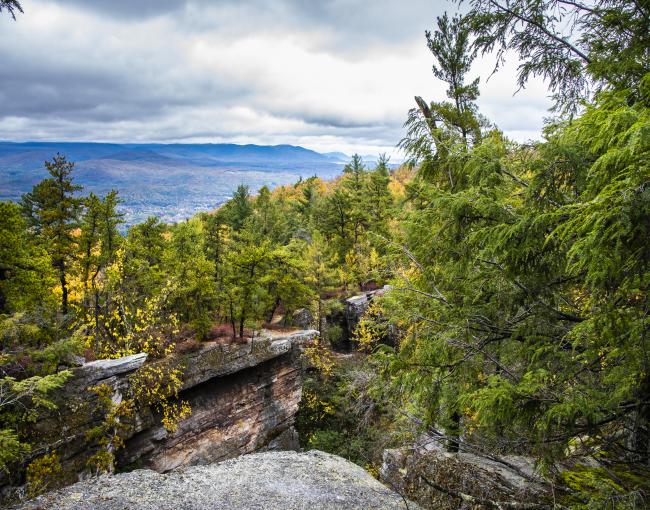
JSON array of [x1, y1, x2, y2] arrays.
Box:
[[322, 151, 349, 162], [0, 142, 346, 167], [0, 142, 348, 228], [323, 151, 402, 166]]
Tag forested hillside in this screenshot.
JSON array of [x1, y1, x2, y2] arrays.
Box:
[[1, 0, 649, 507]]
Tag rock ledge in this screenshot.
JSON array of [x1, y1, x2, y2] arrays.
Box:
[[17, 451, 416, 510]]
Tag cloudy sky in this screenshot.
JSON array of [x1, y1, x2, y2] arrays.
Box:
[[0, 0, 552, 156]]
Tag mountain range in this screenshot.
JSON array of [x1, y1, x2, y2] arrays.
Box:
[[0, 142, 353, 227]]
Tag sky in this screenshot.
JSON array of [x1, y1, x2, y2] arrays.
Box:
[[0, 0, 553, 156]]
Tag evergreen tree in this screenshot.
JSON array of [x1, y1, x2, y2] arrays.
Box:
[[165, 219, 216, 337], [223, 228, 272, 338], [0, 0, 22, 19], [99, 190, 123, 263], [78, 193, 103, 311], [21, 155, 83, 315], [365, 154, 394, 238], [341, 154, 369, 247], [461, 0, 650, 112], [426, 12, 481, 142], [227, 184, 253, 231], [400, 13, 484, 188], [316, 188, 354, 258], [0, 202, 54, 313]]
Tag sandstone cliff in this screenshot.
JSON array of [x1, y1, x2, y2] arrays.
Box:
[[1, 330, 317, 502]]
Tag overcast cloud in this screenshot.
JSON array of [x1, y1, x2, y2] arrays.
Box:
[[0, 0, 552, 155]]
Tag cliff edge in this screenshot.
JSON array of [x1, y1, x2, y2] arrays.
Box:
[[16, 450, 417, 510]]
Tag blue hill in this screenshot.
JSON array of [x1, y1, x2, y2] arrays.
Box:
[[0, 142, 349, 227]]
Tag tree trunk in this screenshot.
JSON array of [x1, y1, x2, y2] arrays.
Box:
[[239, 313, 245, 340], [267, 297, 280, 323], [59, 262, 68, 315], [229, 299, 236, 339], [447, 411, 461, 453]]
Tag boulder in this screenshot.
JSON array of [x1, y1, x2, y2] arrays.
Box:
[[76, 353, 148, 381], [16, 451, 419, 510], [291, 308, 315, 329], [380, 436, 551, 509], [343, 286, 397, 348]]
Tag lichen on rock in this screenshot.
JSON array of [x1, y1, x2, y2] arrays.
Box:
[[16, 450, 419, 510]]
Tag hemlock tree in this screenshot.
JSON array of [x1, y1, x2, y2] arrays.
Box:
[[21, 155, 83, 315], [368, 2, 650, 504], [460, 0, 650, 113], [0, 0, 22, 19], [400, 13, 484, 188]]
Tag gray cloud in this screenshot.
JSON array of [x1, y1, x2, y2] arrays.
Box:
[[0, 0, 552, 155], [48, 0, 182, 19]]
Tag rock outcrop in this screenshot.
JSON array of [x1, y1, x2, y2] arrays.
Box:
[[342, 286, 395, 348], [1, 330, 318, 501], [16, 450, 418, 510], [290, 307, 315, 329], [380, 436, 551, 509]]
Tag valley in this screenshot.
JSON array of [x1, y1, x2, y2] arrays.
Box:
[[0, 142, 348, 226]]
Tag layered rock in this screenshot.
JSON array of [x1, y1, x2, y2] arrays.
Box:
[[1, 330, 317, 501], [16, 450, 419, 510], [380, 436, 552, 509]]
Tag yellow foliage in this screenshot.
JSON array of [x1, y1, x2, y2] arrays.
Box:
[[82, 255, 179, 359], [161, 401, 192, 433], [303, 339, 335, 376], [26, 452, 63, 497], [130, 362, 192, 433], [353, 302, 384, 352], [302, 389, 335, 420], [85, 383, 135, 475]]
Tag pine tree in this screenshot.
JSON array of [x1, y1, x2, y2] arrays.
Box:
[[365, 154, 393, 237], [399, 13, 484, 188], [21, 155, 83, 315], [0, 202, 54, 313], [228, 184, 253, 231]]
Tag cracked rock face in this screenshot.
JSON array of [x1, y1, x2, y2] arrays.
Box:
[[17, 451, 418, 510], [1, 330, 319, 502], [380, 437, 551, 510]]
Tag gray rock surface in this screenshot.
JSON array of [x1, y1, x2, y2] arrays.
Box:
[[380, 435, 550, 509], [177, 332, 316, 390], [291, 308, 315, 329], [17, 451, 417, 510], [77, 352, 148, 382]]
